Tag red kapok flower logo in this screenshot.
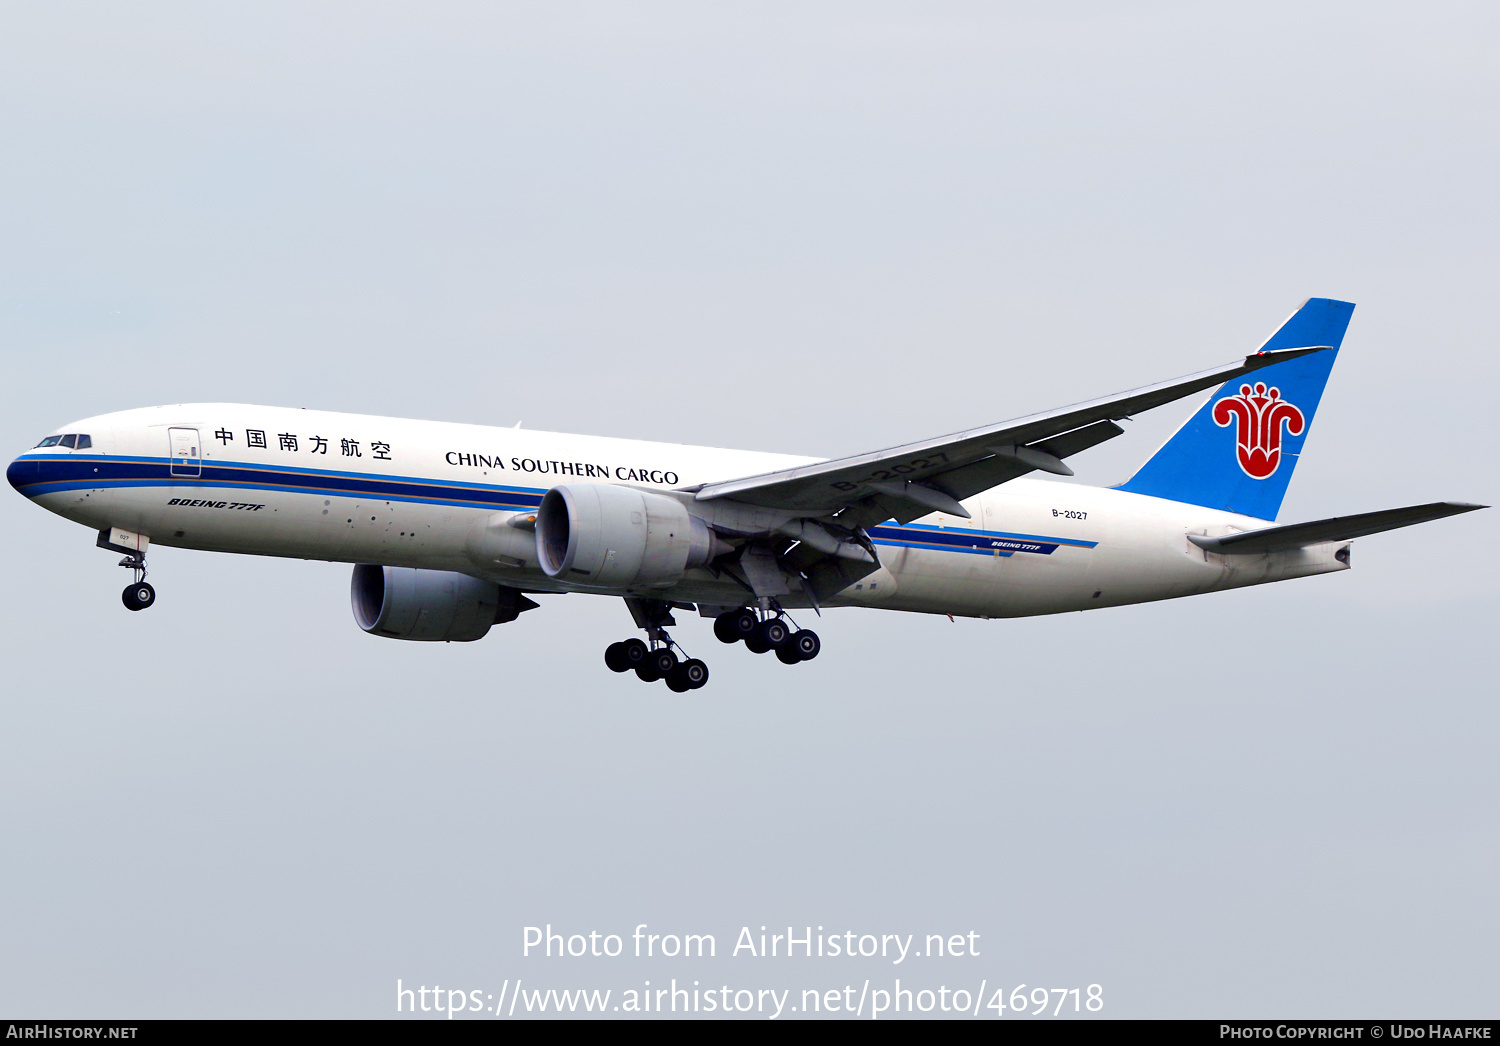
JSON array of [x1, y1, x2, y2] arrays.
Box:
[[1212, 382, 1306, 480]]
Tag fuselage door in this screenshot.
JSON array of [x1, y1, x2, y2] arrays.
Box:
[[168, 427, 202, 477]]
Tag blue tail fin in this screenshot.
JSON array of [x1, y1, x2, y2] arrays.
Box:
[[1115, 298, 1355, 520]]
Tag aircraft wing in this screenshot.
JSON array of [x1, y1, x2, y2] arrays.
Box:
[[1188, 502, 1486, 554], [694, 346, 1329, 526]]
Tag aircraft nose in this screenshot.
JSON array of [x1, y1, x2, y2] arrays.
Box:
[[8, 453, 39, 495]]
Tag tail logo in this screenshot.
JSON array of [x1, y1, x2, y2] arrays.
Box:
[[1212, 382, 1306, 480]]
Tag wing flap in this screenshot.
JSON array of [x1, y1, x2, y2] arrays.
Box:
[[924, 420, 1127, 506]]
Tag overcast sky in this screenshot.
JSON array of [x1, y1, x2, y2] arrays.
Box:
[[1, 2, 1495, 1019]]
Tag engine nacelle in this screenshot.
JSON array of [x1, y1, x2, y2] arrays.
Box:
[[535, 483, 726, 589], [351, 564, 503, 642]]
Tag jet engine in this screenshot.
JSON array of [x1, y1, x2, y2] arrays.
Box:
[[535, 483, 728, 589], [351, 564, 534, 641]]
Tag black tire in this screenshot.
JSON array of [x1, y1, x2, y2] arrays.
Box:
[[745, 633, 771, 654], [775, 644, 801, 665], [650, 648, 678, 675], [754, 618, 788, 649], [789, 629, 820, 661], [620, 638, 648, 668], [635, 663, 662, 683], [604, 642, 630, 673], [721, 609, 757, 643], [665, 665, 693, 692], [682, 659, 709, 689], [122, 582, 155, 611]]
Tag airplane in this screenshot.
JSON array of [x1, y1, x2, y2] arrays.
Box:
[[7, 298, 1484, 692]]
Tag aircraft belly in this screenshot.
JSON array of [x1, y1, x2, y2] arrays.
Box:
[[84, 486, 475, 572], [876, 547, 985, 615], [314, 496, 476, 568], [1079, 502, 1212, 607], [32, 491, 117, 533], [874, 483, 1238, 618], [879, 545, 1096, 617]]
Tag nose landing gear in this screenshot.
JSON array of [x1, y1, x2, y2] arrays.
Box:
[[97, 528, 157, 612], [118, 548, 155, 611]]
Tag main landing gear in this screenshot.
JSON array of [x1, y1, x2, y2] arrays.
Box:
[[604, 600, 820, 691], [605, 598, 709, 692], [713, 607, 820, 665], [604, 639, 710, 692]]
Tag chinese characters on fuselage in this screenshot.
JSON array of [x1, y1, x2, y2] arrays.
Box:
[[213, 427, 393, 460], [200, 428, 680, 484]]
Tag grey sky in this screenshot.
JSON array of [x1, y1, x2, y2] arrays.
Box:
[[1, 2, 1495, 1018]]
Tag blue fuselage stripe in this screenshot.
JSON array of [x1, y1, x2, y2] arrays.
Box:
[[10, 454, 1097, 557], [10, 454, 544, 510]]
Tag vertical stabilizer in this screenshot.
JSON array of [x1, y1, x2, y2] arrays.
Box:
[[1115, 298, 1355, 520]]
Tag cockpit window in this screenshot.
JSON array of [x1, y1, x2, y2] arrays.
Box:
[[32, 433, 92, 449]]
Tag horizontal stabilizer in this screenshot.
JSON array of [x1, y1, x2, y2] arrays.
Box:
[[1189, 502, 1486, 555]]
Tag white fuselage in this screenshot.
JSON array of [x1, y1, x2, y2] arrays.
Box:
[[10, 403, 1349, 618]]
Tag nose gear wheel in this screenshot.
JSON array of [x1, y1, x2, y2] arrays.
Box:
[[122, 582, 156, 611]]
